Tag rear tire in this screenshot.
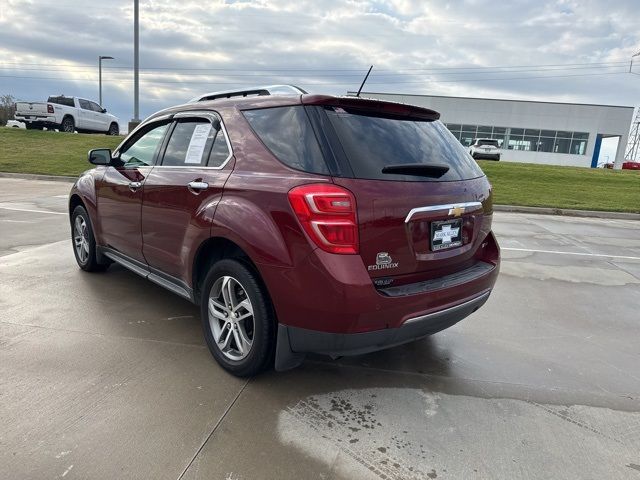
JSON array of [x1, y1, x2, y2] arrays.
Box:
[[107, 123, 119, 136], [71, 206, 108, 272], [200, 259, 275, 377], [61, 116, 75, 133]]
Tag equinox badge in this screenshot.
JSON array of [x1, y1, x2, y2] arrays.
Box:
[[368, 252, 399, 271]]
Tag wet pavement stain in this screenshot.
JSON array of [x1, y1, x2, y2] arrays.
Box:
[[277, 388, 640, 480]]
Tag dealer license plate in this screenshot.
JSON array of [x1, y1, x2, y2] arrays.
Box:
[[430, 219, 463, 251]]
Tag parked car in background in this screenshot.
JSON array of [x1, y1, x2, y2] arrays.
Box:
[[14, 95, 119, 135], [69, 85, 500, 377], [469, 138, 501, 161], [5, 119, 25, 129], [622, 161, 640, 170]]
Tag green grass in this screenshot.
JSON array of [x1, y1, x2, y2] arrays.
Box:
[[477, 160, 639, 213], [0, 129, 638, 212], [0, 128, 121, 176]]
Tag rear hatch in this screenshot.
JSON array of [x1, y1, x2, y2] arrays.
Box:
[[304, 98, 494, 286]]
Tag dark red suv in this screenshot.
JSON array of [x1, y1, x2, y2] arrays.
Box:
[[69, 86, 500, 376]]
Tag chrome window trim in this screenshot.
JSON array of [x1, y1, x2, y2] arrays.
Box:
[[404, 201, 483, 223], [114, 114, 174, 157], [153, 110, 234, 170]]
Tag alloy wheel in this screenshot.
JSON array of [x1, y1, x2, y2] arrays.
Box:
[[208, 276, 254, 361], [73, 216, 90, 264]]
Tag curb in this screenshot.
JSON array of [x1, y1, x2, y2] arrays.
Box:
[[493, 205, 640, 221], [1, 172, 638, 221], [0, 172, 76, 183]]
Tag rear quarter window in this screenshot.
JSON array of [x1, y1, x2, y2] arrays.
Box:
[[323, 107, 485, 182], [47, 96, 75, 107], [242, 106, 329, 175]]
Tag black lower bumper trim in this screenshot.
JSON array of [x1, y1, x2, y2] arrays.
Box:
[[274, 290, 490, 369]]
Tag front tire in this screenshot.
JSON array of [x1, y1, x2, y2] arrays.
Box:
[[107, 123, 119, 136], [61, 116, 75, 133], [200, 259, 275, 377], [71, 206, 108, 272]]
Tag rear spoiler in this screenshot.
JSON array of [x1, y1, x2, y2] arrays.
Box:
[[301, 95, 440, 121]]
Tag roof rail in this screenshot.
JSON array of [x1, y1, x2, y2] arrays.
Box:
[[189, 84, 308, 103]]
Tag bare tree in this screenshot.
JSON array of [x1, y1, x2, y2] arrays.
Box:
[[0, 94, 16, 126]]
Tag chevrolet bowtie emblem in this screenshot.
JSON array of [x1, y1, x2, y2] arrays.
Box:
[[448, 206, 465, 217]]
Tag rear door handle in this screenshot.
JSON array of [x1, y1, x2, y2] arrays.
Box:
[[129, 181, 142, 192], [188, 181, 209, 193]]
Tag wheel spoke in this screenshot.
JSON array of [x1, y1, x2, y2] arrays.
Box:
[[220, 277, 233, 309], [232, 328, 245, 355], [208, 298, 228, 321], [236, 323, 253, 352], [218, 324, 233, 350], [233, 298, 252, 315]]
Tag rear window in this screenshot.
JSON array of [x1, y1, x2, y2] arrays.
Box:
[[324, 107, 484, 182], [478, 139, 499, 147], [242, 106, 329, 175], [47, 96, 74, 107]]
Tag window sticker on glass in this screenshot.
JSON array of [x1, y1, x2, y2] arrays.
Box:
[[185, 123, 213, 164]]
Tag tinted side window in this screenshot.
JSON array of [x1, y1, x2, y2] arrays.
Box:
[[78, 99, 92, 110], [120, 123, 169, 167], [323, 107, 484, 182], [162, 120, 217, 167], [90, 102, 103, 112], [243, 106, 328, 175], [208, 131, 231, 167]]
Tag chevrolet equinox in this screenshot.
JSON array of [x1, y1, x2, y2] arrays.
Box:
[[69, 86, 500, 377]]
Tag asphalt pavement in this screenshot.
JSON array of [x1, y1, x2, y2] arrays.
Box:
[[1, 177, 639, 480]]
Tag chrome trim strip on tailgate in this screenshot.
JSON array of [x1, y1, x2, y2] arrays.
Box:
[[404, 201, 483, 223]]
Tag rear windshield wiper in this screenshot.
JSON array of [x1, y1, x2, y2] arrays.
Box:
[[381, 164, 450, 178]]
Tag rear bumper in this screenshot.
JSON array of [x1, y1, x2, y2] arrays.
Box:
[[15, 115, 57, 126], [473, 153, 500, 160], [281, 288, 488, 354], [275, 290, 492, 370]]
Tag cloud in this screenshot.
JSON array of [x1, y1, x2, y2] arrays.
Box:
[[0, 0, 638, 126]]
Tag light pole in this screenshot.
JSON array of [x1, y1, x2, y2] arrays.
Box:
[[132, 0, 140, 125], [98, 56, 114, 107]]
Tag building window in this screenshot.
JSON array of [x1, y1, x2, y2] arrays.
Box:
[[443, 124, 589, 155]]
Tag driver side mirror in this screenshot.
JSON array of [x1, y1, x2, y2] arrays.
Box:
[[88, 148, 113, 165], [101, 108, 107, 113]]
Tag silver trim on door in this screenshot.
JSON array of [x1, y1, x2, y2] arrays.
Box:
[[404, 201, 483, 223]]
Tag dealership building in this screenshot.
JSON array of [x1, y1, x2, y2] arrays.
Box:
[[356, 92, 635, 168]]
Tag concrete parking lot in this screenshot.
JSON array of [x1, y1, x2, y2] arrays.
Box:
[[1, 176, 639, 480]]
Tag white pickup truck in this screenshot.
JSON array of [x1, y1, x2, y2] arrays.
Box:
[[14, 95, 120, 135]]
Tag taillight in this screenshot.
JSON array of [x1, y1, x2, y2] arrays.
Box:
[[47, 104, 54, 114], [288, 184, 359, 254]]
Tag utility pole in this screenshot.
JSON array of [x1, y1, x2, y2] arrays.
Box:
[[98, 55, 114, 107], [129, 0, 141, 132], [623, 50, 640, 165]]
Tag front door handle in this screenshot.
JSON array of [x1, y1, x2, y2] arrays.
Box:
[[129, 181, 142, 192], [188, 181, 209, 193]]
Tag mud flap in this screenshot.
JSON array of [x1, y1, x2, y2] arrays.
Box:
[[274, 324, 306, 371]]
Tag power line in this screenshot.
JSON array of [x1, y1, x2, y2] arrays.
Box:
[[0, 60, 631, 73], [0, 71, 630, 86], [0, 63, 631, 78]]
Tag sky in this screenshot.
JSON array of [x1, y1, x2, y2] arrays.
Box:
[[0, 0, 638, 158]]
